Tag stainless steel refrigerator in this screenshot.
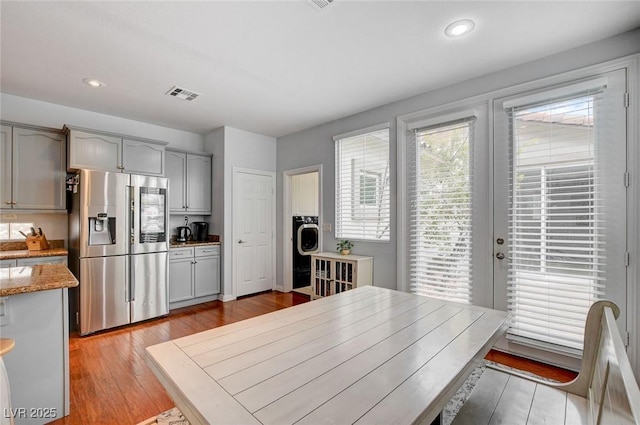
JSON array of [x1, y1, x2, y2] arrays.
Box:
[[69, 169, 169, 335]]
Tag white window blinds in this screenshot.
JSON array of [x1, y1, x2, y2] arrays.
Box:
[[334, 125, 390, 241], [506, 84, 608, 352], [408, 115, 476, 303]]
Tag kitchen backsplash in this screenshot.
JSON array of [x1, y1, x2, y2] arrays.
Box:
[[169, 215, 208, 236], [0, 213, 68, 244]]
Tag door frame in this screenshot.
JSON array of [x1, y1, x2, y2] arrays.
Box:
[[232, 167, 276, 298], [282, 164, 323, 293]]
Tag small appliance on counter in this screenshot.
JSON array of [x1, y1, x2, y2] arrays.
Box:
[[192, 221, 209, 242], [176, 226, 191, 243]]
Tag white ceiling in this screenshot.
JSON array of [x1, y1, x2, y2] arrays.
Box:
[[1, 1, 639, 138]]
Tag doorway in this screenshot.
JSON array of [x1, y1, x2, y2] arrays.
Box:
[[283, 165, 322, 294]]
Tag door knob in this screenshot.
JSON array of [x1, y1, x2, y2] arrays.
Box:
[[496, 252, 506, 260]]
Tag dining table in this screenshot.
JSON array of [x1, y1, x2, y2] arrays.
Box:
[[146, 286, 510, 425]]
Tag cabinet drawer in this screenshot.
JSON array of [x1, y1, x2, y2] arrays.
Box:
[[169, 248, 194, 259], [17, 256, 67, 266], [195, 245, 219, 257], [0, 259, 17, 268]]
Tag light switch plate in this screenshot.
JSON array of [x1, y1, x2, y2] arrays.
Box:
[[1, 214, 17, 220], [323, 223, 331, 232]]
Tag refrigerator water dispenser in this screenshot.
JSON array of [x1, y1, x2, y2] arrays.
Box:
[[88, 214, 116, 245]]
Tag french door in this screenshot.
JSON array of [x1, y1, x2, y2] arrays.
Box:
[[493, 69, 628, 357]]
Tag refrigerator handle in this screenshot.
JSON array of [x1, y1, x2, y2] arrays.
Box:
[[129, 185, 135, 247], [125, 184, 134, 303], [130, 256, 136, 302]]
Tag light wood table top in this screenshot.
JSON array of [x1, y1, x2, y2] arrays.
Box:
[[146, 286, 509, 425]]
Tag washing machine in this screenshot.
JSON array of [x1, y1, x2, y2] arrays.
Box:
[[292, 216, 319, 289]]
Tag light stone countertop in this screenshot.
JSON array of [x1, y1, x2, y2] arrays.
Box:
[[0, 247, 68, 260], [169, 241, 221, 248], [0, 264, 78, 297]]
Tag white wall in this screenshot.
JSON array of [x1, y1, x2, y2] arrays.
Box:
[[204, 126, 276, 299], [0, 93, 204, 151], [275, 28, 640, 291]]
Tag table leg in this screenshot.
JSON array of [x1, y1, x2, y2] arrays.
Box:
[[429, 412, 442, 425]]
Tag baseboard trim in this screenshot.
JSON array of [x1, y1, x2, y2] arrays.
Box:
[[219, 293, 236, 302]]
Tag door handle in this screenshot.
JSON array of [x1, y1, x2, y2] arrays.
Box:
[[238, 239, 246, 244]]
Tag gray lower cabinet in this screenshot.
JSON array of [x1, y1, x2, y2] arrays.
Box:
[[194, 246, 220, 297], [0, 256, 67, 268], [1, 288, 70, 425], [169, 245, 220, 309], [17, 256, 68, 267], [0, 259, 16, 269], [65, 126, 167, 176], [1, 124, 66, 211], [168, 249, 194, 302]]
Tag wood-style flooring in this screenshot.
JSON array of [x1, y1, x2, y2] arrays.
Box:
[[49, 291, 575, 425]]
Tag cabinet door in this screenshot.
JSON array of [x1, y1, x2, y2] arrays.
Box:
[[194, 255, 219, 297], [0, 259, 17, 268], [1, 289, 67, 423], [68, 130, 121, 172], [166, 151, 187, 213], [123, 139, 165, 176], [0, 126, 12, 209], [12, 127, 66, 210], [186, 154, 212, 214], [17, 256, 68, 266], [334, 260, 355, 293], [311, 256, 334, 299], [292, 172, 318, 216], [169, 257, 194, 302]]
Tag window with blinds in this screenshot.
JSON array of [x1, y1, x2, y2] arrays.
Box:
[[506, 89, 606, 352], [334, 125, 390, 241], [408, 117, 475, 303]]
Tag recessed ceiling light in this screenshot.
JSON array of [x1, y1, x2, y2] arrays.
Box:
[[445, 19, 475, 38], [83, 78, 105, 88]]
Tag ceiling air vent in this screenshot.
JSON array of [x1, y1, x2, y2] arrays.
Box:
[[166, 86, 202, 101], [308, 0, 334, 11]]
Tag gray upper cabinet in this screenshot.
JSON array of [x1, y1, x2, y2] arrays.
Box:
[[65, 126, 167, 176], [166, 149, 211, 215], [187, 154, 212, 214], [0, 125, 12, 209], [166, 150, 187, 213], [123, 138, 165, 176], [1, 124, 66, 211], [67, 129, 121, 172]]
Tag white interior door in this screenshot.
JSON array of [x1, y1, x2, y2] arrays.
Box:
[[233, 168, 275, 297]]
